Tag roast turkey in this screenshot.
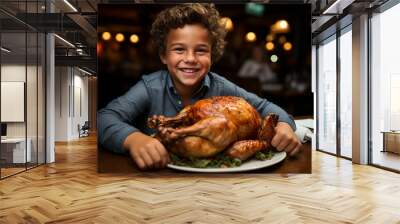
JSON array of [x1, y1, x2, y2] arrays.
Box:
[[147, 96, 278, 161]]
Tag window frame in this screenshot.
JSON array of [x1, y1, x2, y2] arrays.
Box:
[[315, 21, 353, 161]]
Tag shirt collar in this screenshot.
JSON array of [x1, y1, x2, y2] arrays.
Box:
[[167, 71, 211, 97], [167, 73, 178, 95]]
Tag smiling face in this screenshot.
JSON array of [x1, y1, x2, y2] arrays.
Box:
[[160, 24, 212, 96]]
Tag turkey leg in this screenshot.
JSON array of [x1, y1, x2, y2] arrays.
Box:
[[147, 106, 193, 129], [226, 140, 269, 161]]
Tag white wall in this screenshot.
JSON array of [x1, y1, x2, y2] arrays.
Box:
[[73, 73, 89, 137], [1, 65, 38, 138], [1, 64, 46, 164], [54, 67, 89, 141], [55, 66, 69, 141], [1, 64, 26, 81]]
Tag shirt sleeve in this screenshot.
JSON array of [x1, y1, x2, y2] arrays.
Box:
[[97, 80, 150, 153], [219, 77, 296, 131]]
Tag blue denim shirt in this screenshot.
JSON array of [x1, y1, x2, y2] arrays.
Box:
[[98, 70, 296, 153]]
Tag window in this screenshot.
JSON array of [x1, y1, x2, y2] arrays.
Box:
[[371, 2, 400, 171], [0, 1, 46, 179], [339, 28, 352, 158], [317, 36, 337, 154]]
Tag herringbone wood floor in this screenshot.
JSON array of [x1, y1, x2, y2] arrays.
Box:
[[1, 135, 400, 223]]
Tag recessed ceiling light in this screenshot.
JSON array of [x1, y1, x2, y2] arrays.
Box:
[[78, 67, 92, 76], [63, 0, 78, 12], [54, 34, 75, 48], [1, 47, 11, 53]]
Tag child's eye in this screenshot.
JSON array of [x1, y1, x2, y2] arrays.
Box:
[[173, 48, 184, 53], [196, 49, 209, 54]]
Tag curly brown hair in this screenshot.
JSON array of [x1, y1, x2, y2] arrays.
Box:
[[150, 3, 227, 62]]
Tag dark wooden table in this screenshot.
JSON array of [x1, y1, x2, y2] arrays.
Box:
[[98, 142, 311, 174]]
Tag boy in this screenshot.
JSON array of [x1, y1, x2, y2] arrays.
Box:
[[98, 3, 301, 170]]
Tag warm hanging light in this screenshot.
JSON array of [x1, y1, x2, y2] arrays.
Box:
[[278, 20, 288, 29], [245, 32, 256, 42], [265, 42, 274, 51], [102, 32, 111, 41], [271, 20, 290, 33], [115, 33, 125, 42], [130, 34, 139, 44], [283, 42, 293, 51]]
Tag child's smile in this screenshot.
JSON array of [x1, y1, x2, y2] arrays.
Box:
[[160, 24, 212, 96], [178, 67, 201, 78]]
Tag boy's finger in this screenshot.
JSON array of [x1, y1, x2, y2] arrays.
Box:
[[271, 134, 283, 148], [154, 141, 169, 167], [141, 150, 154, 169], [134, 157, 146, 170], [154, 147, 165, 167], [154, 145, 168, 167], [147, 147, 162, 168], [277, 138, 290, 151], [286, 141, 298, 155]]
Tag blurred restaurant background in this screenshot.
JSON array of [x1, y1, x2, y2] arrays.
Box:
[[97, 4, 312, 117], [1, 0, 400, 178]]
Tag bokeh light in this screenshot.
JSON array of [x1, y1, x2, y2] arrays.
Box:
[[271, 20, 290, 33], [130, 34, 139, 44], [265, 42, 275, 51], [115, 33, 125, 42], [270, 54, 278, 63], [102, 32, 111, 41], [245, 32, 257, 42], [283, 42, 293, 51], [278, 20, 289, 30]]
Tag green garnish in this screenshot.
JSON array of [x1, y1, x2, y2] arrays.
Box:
[[255, 150, 274, 160], [170, 150, 274, 168]]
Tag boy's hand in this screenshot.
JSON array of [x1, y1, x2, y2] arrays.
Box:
[[123, 132, 170, 170], [271, 122, 302, 156]]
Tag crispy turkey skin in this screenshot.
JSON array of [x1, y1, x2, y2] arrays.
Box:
[[148, 96, 278, 160]]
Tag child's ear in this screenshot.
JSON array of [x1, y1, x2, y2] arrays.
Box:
[[159, 54, 167, 64]]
